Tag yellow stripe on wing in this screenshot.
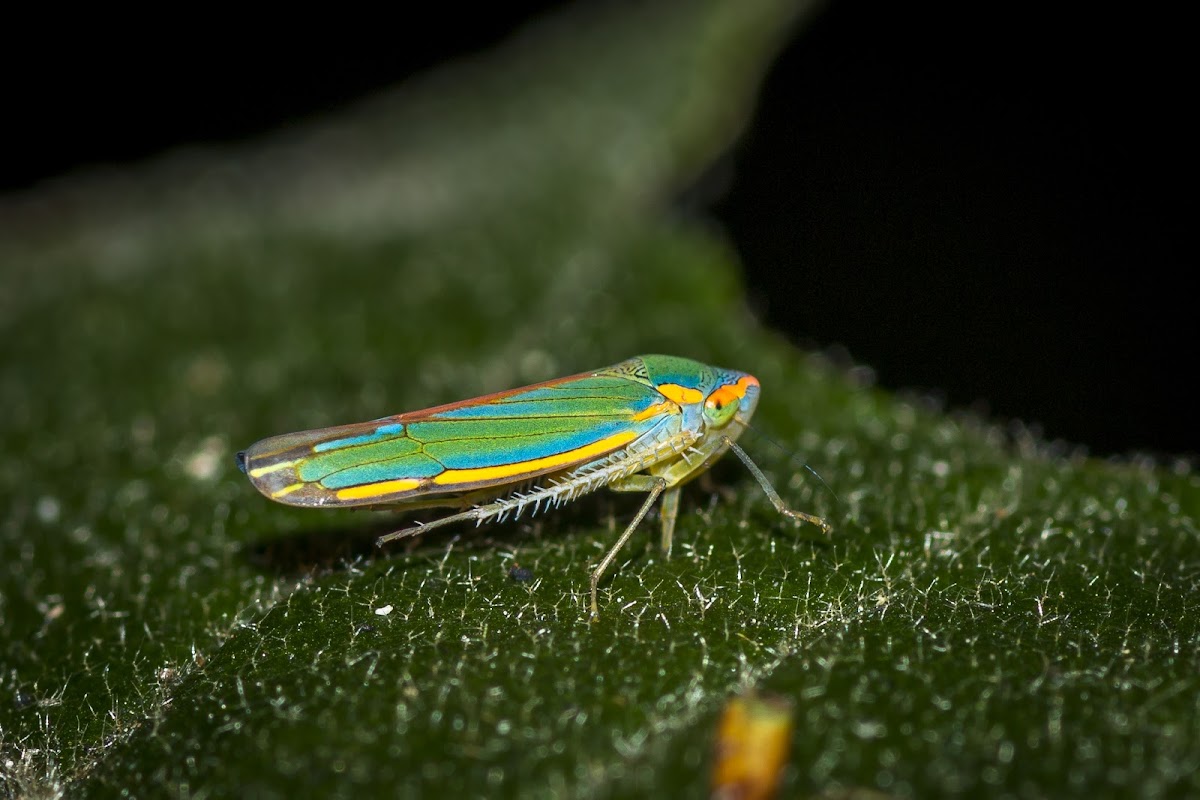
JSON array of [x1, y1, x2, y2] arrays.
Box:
[[432, 430, 639, 486], [271, 482, 306, 499], [335, 478, 424, 502], [250, 459, 299, 479], [632, 400, 678, 421]]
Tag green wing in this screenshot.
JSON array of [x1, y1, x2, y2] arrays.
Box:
[[238, 369, 672, 507]]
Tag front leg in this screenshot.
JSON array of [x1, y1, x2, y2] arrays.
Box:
[[724, 439, 831, 535], [648, 431, 832, 537]]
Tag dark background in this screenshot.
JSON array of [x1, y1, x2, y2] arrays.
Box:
[[5, 3, 1194, 458]]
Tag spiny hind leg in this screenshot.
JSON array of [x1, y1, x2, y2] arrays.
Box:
[[376, 506, 485, 546], [374, 488, 515, 546], [592, 475, 666, 616]]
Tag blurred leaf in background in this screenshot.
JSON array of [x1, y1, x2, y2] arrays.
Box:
[[1, 1, 1197, 798]]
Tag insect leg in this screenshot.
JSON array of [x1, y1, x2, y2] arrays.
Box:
[[724, 439, 831, 535], [592, 475, 666, 617], [375, 506, 486, 546], [658, 486, 680, 557]]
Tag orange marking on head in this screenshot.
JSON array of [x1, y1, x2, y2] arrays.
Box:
[[709, 375, 759, 406], [706, 385, 741, 410], [432, 430, 639, 486], [657, 383, 704, 405], [335, 478, 424, 502]]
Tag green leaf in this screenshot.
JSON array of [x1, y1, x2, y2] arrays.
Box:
[[2, 2, 1198, 798]]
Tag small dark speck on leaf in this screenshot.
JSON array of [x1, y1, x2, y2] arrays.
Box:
[[508, 564, 535, 583], [356, 624, 377, 635], [13, 690, 36, 710]]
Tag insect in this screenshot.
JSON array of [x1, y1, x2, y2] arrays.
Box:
[[237, 354, 829, 614]]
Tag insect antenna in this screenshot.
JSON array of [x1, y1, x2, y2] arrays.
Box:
[[739, 423, 839, 504]]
